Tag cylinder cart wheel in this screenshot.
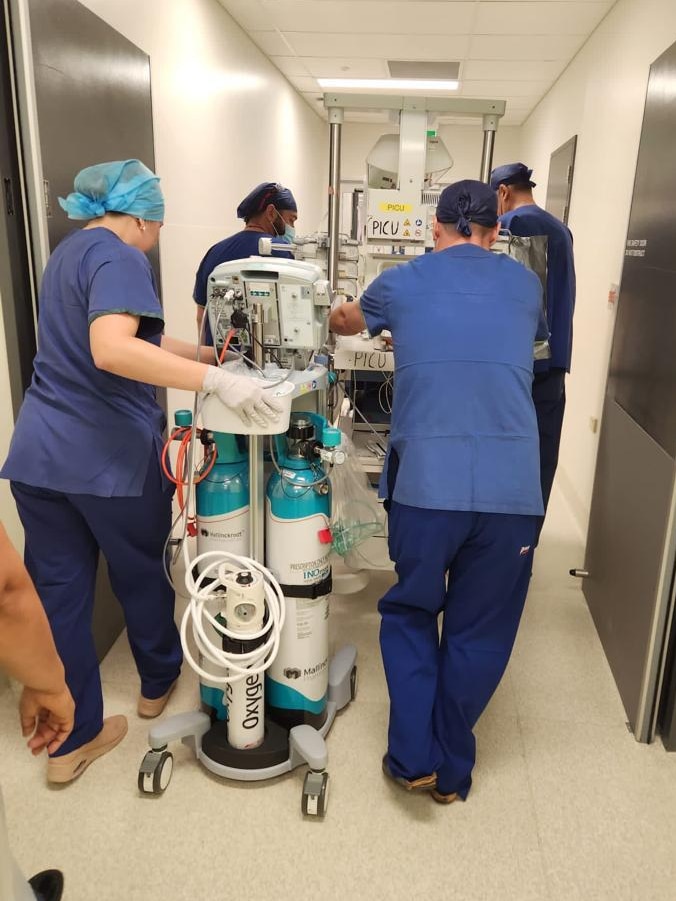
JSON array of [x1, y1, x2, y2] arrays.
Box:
[[302, 771, 329, 817], [138, 749, 174, 795], [350, 665, 358, 701]]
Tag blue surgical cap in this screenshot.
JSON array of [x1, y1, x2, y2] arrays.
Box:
[[436, 180, 498, 238], [58, 159, 165, 221], [237, 182, 298, 220], [489, 162, 536, 192]]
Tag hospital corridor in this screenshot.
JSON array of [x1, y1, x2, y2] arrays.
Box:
[[1, 1, 676, 900]]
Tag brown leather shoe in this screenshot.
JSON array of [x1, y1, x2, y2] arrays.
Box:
[[47, 716, 128, 784], [137, 679, 178, 719], [431, 789, 459, 804], [381, 754, 437, 792]]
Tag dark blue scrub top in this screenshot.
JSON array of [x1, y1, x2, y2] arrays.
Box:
[[500, 204, 575, 372], [1, 228, 166, 497], [359, 245, 544, 517], [193, 230, 292, 345]]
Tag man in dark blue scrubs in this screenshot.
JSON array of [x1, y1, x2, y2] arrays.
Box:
[[193, 182, 297, 344], [491, 162, 576, 522], [330, 181, 543, 804]]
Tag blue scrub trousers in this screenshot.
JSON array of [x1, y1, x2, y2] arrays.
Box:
[[532, 367, 566, 519], [10, 456, 182, 757], [380, 502, 536, 799]]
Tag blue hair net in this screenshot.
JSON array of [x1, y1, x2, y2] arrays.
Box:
[[58, 159, 165, 221], [436, 180, 498, 237], [237, 182, 297, 219]]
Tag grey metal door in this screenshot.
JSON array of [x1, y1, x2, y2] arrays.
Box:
[[28, 0, 160, 282], [10, 0, 162, 660], [582, 40, 676, 742], [0, 3, 36, 416], [545, 136, 577, 225]]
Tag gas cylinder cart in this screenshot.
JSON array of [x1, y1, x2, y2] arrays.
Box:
[[138, 256, 357, 818]]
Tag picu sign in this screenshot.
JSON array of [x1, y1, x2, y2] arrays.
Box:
[[366, 202, 427, 242]]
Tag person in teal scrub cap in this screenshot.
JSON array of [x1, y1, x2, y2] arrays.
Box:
[[1, 159, 281, 785]]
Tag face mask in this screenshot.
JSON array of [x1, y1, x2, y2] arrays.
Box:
[[284, 224, 296, 242]]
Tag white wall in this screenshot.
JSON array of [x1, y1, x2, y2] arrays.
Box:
[[520, 0, 676, 536], [341, 122, 523, 184], [76, 0, 328, 413]]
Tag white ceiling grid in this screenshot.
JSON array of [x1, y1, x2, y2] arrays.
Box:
[[218, 0, 617, 125]]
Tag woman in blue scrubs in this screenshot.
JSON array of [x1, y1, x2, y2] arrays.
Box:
[[1, 160, 280, 784]]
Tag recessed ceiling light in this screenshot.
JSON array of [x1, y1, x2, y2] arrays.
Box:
[[318, 78, 459, 91]]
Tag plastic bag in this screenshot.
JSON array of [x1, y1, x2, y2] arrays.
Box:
[[330, 434, 386, 557], [491, 230, 551, 360]]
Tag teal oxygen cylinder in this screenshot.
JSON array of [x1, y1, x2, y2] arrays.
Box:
[[265, 414, 339, 730], [195, 431, 249, 722]]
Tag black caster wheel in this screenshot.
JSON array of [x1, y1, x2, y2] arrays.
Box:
[[350, 665, 358, 702], [138, 748, 173, 795], [302, 771, 329, 817]]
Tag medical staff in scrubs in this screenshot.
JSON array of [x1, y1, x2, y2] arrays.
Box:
[[193, 181, 297, 344], [329, 180, 542, 803], [491, 162, 576, 520], [0, 160, 281, 784]]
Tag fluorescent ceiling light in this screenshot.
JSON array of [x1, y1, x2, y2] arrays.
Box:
[[318, 78, 459, 91]]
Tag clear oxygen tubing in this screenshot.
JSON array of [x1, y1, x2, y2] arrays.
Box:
[[164, 304, 286, 683], [179, 548, 286, 686], [161, 299, 290, 595]]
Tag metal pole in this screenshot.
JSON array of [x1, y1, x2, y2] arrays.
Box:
[[249, 303, 265, 563], [480, 113, 499, 183], [327, 106, 343, 290]]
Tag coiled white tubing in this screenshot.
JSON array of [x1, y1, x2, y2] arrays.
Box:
[[180, 548, 286, 686]]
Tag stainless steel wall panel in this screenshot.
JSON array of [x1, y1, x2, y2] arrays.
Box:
[[584, 400, 674, 728]]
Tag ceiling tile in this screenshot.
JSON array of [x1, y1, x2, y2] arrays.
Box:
[[258, 1, 476, 34], [270, 55, 313, 77], [474, 1, 612, 37], [459, 79, 553, 98], [300, 57, 390, 79], [462, 59, 565, 82], [469, 34, 585, 61], [282, 32, 472, 58], [248, 30, 295, 56], [221, 0, 616, 126]]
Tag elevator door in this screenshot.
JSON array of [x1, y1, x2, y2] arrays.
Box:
[[25, 0, 160, 659], [583, 40, 676, 742]]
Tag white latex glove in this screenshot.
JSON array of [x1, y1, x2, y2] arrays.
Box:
[[202, 366, 283, 429]]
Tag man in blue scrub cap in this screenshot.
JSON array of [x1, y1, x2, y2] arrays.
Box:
[[1, 160, 281, 785], [330, 180, 543, 804], [491, 162, 576, 523], [193, 181, 298, 344]]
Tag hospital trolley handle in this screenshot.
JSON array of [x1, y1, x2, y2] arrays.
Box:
[[258, 237, 299, 257]]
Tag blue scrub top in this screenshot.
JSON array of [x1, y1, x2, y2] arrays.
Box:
[[359, 245, 544, 516], [1, 228, 166, 497], [500, 204, 575, 372], [193, 230, 292, 344]]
